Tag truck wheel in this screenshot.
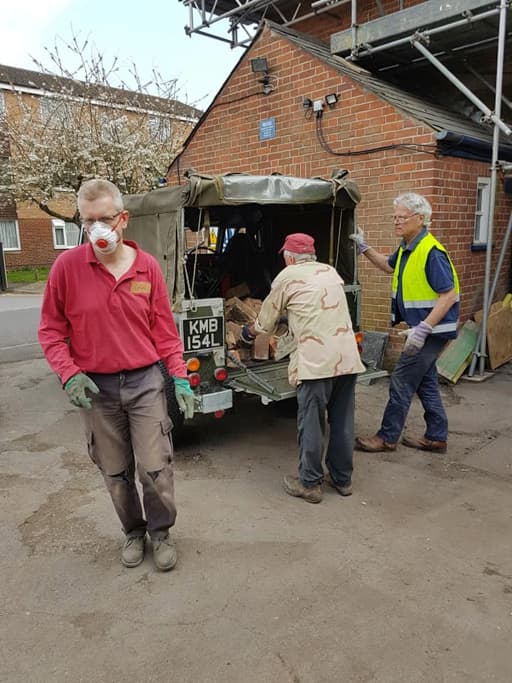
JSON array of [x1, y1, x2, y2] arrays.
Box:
[[158, 362, 185, 439]]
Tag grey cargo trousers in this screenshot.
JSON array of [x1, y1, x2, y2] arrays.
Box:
[[81, 364, 176, 540], [297, 374, 357, 488]]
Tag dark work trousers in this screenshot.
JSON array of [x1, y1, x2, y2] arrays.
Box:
[[377, 335, 448, 444], [297, 374, 357, 488], [81, 364, 176, 540]]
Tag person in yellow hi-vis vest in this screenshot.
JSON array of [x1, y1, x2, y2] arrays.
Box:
[[350, 192, 459, 454]]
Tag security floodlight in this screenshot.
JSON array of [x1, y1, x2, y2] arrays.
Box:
[[251, 58, 269, 73]]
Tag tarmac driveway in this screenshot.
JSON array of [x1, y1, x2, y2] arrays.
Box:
[[1, 358, 511, 682]]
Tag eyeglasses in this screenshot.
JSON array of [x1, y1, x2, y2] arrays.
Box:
[[81, 211, 123, 229], [393, 212, 419, 224]]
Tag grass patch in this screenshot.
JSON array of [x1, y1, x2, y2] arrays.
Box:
[[7, 267, 50, 284]]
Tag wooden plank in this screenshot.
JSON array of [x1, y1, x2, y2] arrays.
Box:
[[473, 294, 512, 370], [486, 305, 512, 369], [437, 320, 480, 383], [474, 300, 503, 323]]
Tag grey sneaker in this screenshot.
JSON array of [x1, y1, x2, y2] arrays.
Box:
[[121, 535, 145, 568], [282, 475, 322, 503], [325, 472, 353, 497], [152, 534, 177, 572]]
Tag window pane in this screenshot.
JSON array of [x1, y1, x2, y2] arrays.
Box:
[[476, 187, 483, 212], [473, 179, 490, 245], [474, 216, 482, 242], [0, 220, 19, 249], [65, 222, 79, 247], [148, 115, 171, 142], [40, 97, 69, 125], [54, 227, 65, 246]]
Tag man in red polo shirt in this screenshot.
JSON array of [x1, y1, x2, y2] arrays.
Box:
[[38, 179, 194, 571]]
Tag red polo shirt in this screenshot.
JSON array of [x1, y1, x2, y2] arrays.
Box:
[[38, 241, 187, 384]]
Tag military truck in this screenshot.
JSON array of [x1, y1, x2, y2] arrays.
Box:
[[124, 170, 382, 434]]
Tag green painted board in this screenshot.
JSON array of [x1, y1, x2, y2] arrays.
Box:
[[437, 320, 480, 383]]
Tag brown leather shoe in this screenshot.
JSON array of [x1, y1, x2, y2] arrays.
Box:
[[355, 435, 397, 453], [402, 435, 447, 454]]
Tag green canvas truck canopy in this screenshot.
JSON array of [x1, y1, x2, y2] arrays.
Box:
[[125, 171, 361, 214]]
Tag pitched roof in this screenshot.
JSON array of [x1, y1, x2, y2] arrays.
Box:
[[0, 63, 201, 121], [268, 22, 498, 142]]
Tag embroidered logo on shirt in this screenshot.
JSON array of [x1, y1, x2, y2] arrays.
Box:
[[131, 281, 151, 295]]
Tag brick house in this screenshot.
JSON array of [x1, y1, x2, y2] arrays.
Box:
[[0, 64, 200, 270], [168, 19, 512, 349]]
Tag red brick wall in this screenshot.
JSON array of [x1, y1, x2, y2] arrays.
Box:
[[4, 217, 58, 269], [168, 25, 512, 349]]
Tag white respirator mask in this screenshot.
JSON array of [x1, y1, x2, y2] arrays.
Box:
[[88, 222, 120, 255]]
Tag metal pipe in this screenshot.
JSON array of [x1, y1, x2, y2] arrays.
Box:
[[286, 0, 352, 27], [191, 28, 242, 45], [411, 39, 512, 136], [477, 0, 509, 375], [183, 0, 272, 30], [464, 63, 512, 113], [350, 8, 501, 59], [351, 0, 357, 57], [311, 0, 336, 9]]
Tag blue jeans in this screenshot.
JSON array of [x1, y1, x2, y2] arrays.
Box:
[[378, 336, 448, 444], [297, 374, 357, 488]]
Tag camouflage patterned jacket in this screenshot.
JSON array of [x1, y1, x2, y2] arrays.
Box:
[[254, 260, 365, 386]]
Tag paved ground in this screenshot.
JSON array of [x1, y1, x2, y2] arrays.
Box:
[[1, 358, 511, 682], [0, 292, 43, 363]]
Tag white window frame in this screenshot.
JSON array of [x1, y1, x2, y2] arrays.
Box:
[[0, 91, 5, 115], [0, 219, 21, 251], [473, 177, 491, 247], [52, 219, 80, 250]]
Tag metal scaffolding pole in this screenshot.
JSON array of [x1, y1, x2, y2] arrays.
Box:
[[472, 0, 510, 376], [467, 207, 512, 376], [411, 38, 512, 136], [349, 6, 503, 60]]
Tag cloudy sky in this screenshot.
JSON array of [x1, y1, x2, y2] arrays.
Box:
[[1, 0, 247, 106]]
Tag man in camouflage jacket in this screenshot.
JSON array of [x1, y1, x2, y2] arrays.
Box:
[[242, 233, 365, 503]]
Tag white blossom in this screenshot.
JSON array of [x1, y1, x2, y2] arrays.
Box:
[[0, 32, 197, 223]]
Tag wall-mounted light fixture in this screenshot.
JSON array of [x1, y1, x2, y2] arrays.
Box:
[[325, 93, 339, 108], [251, 57, 268, 74], [251, 57, 273, 95]]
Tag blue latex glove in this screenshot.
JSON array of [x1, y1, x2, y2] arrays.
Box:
[[64, 373, 99, 409], [173, 377, 195, 419], [399, 320, 432, 355], [349, 227, 370, 254]]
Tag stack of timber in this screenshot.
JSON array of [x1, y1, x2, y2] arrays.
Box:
[[223, 287, 288, 366]]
